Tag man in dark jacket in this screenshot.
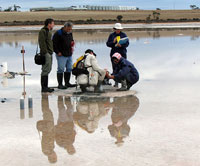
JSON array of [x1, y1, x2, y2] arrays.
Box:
[[108, 95, 139, 145], [106, 52, 139, 91], [39, 18, 55, 93], [106, 23, 129, 87], [53, 22, 76, 89]]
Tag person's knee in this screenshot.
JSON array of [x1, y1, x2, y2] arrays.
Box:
[[46, 67, 52, 75], [65, 57, 72, 73], [57, 61, 65, 73], [57, 66, 65, 73], [41, 69, 50, 76], [102, 70, 106, 77], [66, 67, 72, 73], [42, 64, 52, 76]]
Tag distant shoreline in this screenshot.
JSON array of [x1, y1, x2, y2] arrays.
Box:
[[1, 23, 200, 33], [0, 10, 200, 28]]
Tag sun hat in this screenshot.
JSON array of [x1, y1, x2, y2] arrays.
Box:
[[113, 23, 123, 30], [112, 52, 122, 60]]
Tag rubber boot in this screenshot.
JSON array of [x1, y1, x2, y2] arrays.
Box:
[[41, 76, 54, 93], [64, 72, 76, 88], [80, 85, 87, 93], [57, 73, 66, 89], [127, 81, 133, 90], [117, 80, 128, 91], [45, 76, 55, 92], [94, 81, 105, 93], [114, 81, 119, 88]]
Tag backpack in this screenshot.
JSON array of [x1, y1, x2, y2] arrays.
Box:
[[57, 29, 63, 36], [72, 55, 89, 76]]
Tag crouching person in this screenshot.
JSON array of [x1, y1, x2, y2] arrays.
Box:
[[107, 53, 139, 91], [76, 49, 106, 93]]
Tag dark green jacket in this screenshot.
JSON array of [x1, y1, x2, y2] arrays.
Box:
[[38, 26, 53, 55]]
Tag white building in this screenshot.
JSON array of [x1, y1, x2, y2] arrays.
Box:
[[83, 5, 137, 11], [30, 5, 137, 12]]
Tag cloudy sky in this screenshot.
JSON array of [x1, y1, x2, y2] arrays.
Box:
[[0, 0, 200, 10]]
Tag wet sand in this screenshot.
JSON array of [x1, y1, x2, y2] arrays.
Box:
[[0, 30, 200, 166]]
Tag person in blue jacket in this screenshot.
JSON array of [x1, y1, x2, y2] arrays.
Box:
[[106, 53, 139, 91], [106, 23, 129, 87]]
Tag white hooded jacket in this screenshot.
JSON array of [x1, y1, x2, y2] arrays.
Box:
[[77, 53, 106, 85]]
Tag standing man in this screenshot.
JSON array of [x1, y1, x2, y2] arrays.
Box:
[[53, 22, 76, 89], [106, 23, 129, 87], [39, 18, 55, 93]]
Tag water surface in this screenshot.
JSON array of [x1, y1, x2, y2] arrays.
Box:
[[0, 29, 200, 166]]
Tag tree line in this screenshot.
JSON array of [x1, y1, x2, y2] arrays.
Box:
[[0, 5, 21, 12]]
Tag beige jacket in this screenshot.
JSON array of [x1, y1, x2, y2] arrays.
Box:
[[77, 53, 106, 85]]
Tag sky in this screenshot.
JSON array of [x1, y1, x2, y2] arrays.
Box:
[[0, 0, 200, 11]]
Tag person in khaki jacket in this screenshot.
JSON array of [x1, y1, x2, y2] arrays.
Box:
[[36, 94, 57, 163], [38, 18, 55, 93], [77, 49, 106, 93]]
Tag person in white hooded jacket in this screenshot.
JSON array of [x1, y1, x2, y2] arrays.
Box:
[[77, 49, 106, 93]]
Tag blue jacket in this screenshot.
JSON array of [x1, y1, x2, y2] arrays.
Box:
[[52, 28, 73, 57], [106, 31, 129, 58], [114, 57, 139, 84]]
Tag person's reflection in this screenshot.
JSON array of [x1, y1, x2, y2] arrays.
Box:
[[108, 95, 139, 146], [55, 96, 76, 155], [36, 94, 57, 164], [73, 98, 110, 133]]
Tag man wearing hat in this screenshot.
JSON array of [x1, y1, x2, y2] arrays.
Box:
[[106, 23, 129, 87], [106, 52, 139, 91]]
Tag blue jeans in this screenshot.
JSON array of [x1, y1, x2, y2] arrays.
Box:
[[56, 55, 72, 73]]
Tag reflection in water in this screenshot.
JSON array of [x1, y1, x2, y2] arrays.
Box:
[[29, 107, 33, 118], [22, 76, 26, 98], [19, 75, 34, 119], [1, 77, 8, 87], [20, 109, 25, 120], [36, 94, 57, 164], [2, 30, 200, 48], [55, 96, 76, 155], [74, 98, 110, 133], [108, 96, 139, 146], [190, 35, 200, 41], [36, 94, 139, 163]]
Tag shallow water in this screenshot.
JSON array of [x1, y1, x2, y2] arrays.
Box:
[[0, 29, 200, 166]]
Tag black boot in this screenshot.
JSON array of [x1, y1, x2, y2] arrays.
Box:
[[114, 81, 119, 88], [80, 85, 87, 93], [127, 81, 133, 90], [41, 76, 54, 93], [57, 73, 67, 89], [117, 80, 128, 91], [94, 81, 105, 93], [64, 72, 76, 88]]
